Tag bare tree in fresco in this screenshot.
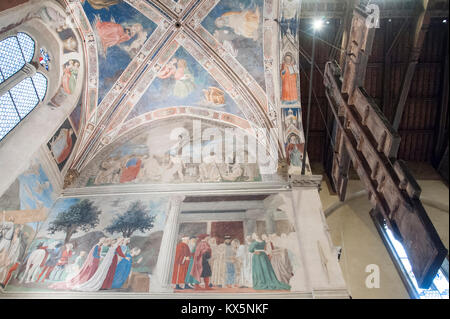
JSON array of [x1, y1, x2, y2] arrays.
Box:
[[106, 201, 155, 238], [48, 199, 101, 244]]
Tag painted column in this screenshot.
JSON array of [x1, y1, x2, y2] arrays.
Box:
[[152, 195, 185, 292], [245, 209, 262, 236], [265, 209, 276, 234]]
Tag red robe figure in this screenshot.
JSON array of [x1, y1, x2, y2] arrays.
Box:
[[96, 21, 131, 54], [101, 242, 127, 290], [190, 234, 213, 290], [281, 53, 299, 104], [120, 157, 142, 183], [171, 236, 191, 290]]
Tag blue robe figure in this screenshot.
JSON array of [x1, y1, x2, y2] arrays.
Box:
[[111, 252, 132, 289]]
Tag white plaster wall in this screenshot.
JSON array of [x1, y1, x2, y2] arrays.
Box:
[[283, 188, 349, 298], [323, 179, 449, 299]]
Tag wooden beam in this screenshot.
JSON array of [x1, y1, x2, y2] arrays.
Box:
[[392, 0, 431, 130], [434, 38, 449, 162], [339, 0, 359, 69]]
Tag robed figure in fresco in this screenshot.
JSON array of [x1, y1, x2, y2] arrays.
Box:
[[191, 234, 213, 290], [215, 7, 260, 41], [281, 53, 299, 104], [184, 237, 199, 289], [95, 17, 145, 57], [249, 233, 290, 290], [111, 247, 141, 289], [49, 128, 74, 165], [172, 237, 191, 290], [101, 238, 128, 290], [50, 238, 105, 290], [286, 135, 304, 167]]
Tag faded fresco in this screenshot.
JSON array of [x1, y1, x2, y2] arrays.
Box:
[[0, 157, 56, 289], [47, 119, 77, 171], [81, 0, 157, 103], [127, 47, 244, 120], [2, 195, 169, 293], [202, 0, 265, 89], [282, 108, 305, 172], [70, 120, 261, 188], [172, 198, 303, 293], [69, 99, 83, 136], [37, 6, 83, 108], [2, 191, 305, 295]]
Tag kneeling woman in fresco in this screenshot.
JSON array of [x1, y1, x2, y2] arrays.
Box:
[[249, 233, 291, 291]]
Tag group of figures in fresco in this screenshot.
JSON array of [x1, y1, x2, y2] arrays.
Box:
[[93, 153, 260, 185], [172, 232, 299, 292], [21, 237, 142, 292], [0, 218, 146, 292], [0, 233, 142, 292], [90, 135, 260, 186]]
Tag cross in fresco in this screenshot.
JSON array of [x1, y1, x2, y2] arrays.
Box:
[[67, 0, 280, 171]]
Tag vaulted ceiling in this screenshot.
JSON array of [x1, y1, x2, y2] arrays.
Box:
[[55, 0, 281, 172]]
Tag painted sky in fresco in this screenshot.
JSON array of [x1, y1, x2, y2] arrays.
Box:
[[18, 164, 55, 211], [39, 196, 169, 241], [127, 46, 245, 120], [202, 0, 265, 89], [82, 1, 157, 104]]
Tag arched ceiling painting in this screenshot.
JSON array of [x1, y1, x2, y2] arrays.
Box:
[[60, 0, 301, 182]]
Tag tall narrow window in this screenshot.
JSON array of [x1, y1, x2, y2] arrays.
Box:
[[0, 32, 48, 141]]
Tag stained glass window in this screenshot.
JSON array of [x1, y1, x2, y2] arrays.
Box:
[[0, 33, 47, 141]]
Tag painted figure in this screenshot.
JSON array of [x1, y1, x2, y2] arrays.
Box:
[[51, 238, 105, 289], [173, 59, 196, 98], [65, 251, 87, 281], [281, 53, 299, 104], [249, 233, 290, 290], [72, 238, 118, 291], [215, 7, 260, 41], [224, 236, 237, 288], [19, 242, 49, 284], [190, 234, 213, 290], [49, 127, 74, 165], [235, 236, 253, 288], [101, 238, 127, 290], [95, 17, 144, 56], [184, 236, 199, 289], [286, 135, 304, 167], [120, 157, 142, 183], [209, 237, 225, 288], [0, 227, 24, 288], [268, 235, 293, 285], [52, 243, 74, 281], [111, 247, 142, 289], [37, 242, 63, 282], [0, 218, 15, 256], [62, 60, 80, 95], [172, 236, 191, 290]]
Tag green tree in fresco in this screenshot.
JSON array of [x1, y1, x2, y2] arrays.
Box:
[[106, 201, 155, 238], [48, 199, 101, 244]]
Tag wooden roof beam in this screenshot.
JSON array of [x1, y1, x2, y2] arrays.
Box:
[[392, 0, 431, 130]]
